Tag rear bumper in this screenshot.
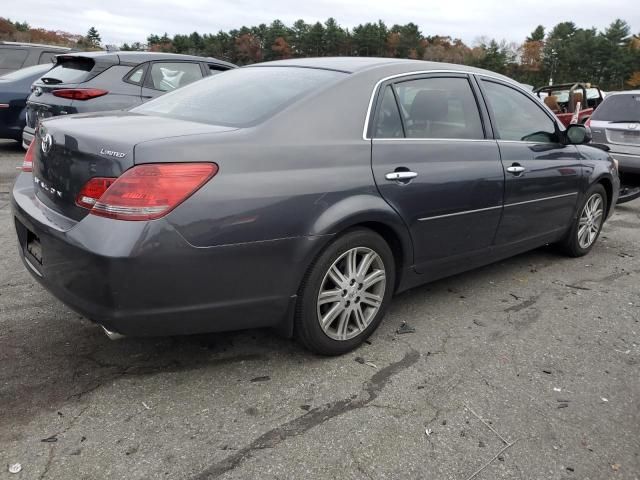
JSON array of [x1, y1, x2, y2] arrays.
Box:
[[611, 152, 640, 175], [11, 173, 321, 337]]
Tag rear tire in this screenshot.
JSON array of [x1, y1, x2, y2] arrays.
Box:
[[558, 184, 607, 257], [295, 228, 395, 356]]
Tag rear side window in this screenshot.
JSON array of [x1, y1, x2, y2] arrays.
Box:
[[591, 94, 640, 122], [0, 63, 50, 81], [373, 86, 404, 138], [133, 66, 347, 127], [482, 80, 558, 143], [38, 51, 60, 65], [393, 77, 484, 139], [40, 57, 95, 84], [148, 62, 203, 92], [0, 48, 28, 69], [127, 66, 145, 84]]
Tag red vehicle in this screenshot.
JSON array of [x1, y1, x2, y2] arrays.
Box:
[[534, 83, 604, 126]]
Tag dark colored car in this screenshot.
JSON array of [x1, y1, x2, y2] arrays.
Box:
[[588, 90, 640, 203], [22, 51, 235, 148], [0, 63, 52, 142], [0, 42, 74, 76], [11, 58, 619, 355]]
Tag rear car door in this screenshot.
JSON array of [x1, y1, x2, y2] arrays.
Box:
[[141, 61, 205, 100], [0, 47, 28, 75], [478, 78, 582, 246], [370, 73, 504, 274]]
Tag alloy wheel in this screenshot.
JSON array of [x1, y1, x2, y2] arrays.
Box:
[[316, 247, 386, 341], [578, 193, 604, 249]]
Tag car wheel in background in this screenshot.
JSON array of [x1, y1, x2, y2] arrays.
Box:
[[558, 184, 607, 257], [295, 228, 395, 356]]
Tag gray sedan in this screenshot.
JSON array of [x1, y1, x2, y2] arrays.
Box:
[[11, 58, 619, 355], [588, 90, 640, 203]]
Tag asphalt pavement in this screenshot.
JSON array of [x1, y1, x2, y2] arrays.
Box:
[[0, 139, 638, 479]]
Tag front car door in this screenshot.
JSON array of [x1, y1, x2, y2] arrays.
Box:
[[370, 73, 504, 277], [477, 78, 583, 247]]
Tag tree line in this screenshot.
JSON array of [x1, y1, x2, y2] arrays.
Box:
[[2, 16, 639, 89], [133, 18, 640, 90]]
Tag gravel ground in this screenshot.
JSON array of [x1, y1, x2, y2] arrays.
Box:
[[0, 139, 638, 479]]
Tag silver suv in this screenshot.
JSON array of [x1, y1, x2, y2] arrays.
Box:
[[589, 91, 640, 203]]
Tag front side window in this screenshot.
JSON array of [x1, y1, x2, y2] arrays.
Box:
[[393, 77, 484, 139], [482, 80, 558, 143], [149, 62, 203, 92], [0, 48, 28, 69]]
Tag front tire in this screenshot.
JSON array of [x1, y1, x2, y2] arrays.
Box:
[[558, 184, 607, 257], [295, 228, 395, 356]]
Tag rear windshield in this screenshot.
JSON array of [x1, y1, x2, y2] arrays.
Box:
[[591, 94, 640, 122], [132, 66, 347, 127], [40, 57, 95, 84], [0, 63, 51, 81], [0, 48, 28, 69]]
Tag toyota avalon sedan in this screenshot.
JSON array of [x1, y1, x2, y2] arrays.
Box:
[[11, 58, 619, 355]]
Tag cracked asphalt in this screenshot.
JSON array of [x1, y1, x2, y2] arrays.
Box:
[[1, 139, 639, 479]]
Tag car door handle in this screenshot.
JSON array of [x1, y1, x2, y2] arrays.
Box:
[[506, 165, 526, 175], [385, 171, 418, 181]]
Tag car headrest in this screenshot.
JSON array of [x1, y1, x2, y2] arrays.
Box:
[[409, 90, 449, 122]]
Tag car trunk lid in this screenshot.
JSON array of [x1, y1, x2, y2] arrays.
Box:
[[31, 112, 236, 221]]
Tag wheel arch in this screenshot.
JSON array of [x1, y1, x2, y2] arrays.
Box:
[[595, 175, 614, 218]]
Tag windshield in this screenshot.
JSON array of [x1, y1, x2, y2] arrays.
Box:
[[0, 63, 51, 81], [40, 57, 95, 84], [591, 93, 640, 122], [132, 66, 348, 127]]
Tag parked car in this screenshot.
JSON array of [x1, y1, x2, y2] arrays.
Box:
[[22, 51, 236, 148], [0, 42, 75, 76], [535, 82, 605, 126], [588, 90, 640, 203], [11, 58, 619, 355], [0, 63, 53, 142]]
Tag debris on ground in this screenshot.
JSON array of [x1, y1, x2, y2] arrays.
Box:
[[558, 403, 569, 409], [553, 387, 562, 392], [8, 464, 22, 474], [365, 361, 378, 369], [354, 357, 365, 364], [250, 376, 271, 383], [396, 322, 416, 334], [142, 402, 151, 410], [611, 464, 620, 472], [473, 319, 486, 327], [425, 428, 433, 436], [300, 404, 311, 411], [542, 369, 552, 374], [41, 435, 57, 443], [601, 397, 609, 402]]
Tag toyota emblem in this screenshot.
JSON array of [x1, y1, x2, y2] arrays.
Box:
[[41, 133, 53, 154]]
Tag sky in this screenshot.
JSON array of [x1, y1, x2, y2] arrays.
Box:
[[8, 0, 640, 46]]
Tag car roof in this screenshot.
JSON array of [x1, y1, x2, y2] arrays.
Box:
[[248, 56, 515, 82], [59, 50, 235, 68], [606, 90, 640, 96], [0, 41, 73, 51]]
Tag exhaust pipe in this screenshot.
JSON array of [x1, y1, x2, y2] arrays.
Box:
[[102, 326, 125, 340]]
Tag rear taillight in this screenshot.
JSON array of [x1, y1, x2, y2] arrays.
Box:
[[79, 163, 218, 221], [21, 141, 35, 172], [76, 177, 116, 209], [52, 88, 109, 100]]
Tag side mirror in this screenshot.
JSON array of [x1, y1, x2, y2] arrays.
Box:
[[565, 124, 592, 145]]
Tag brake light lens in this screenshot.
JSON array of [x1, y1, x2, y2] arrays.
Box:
[[76, 177, 116, 209], [84, 163, 218, 221], [21, 141, 35, 172], [52, 88, 109, 100]]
